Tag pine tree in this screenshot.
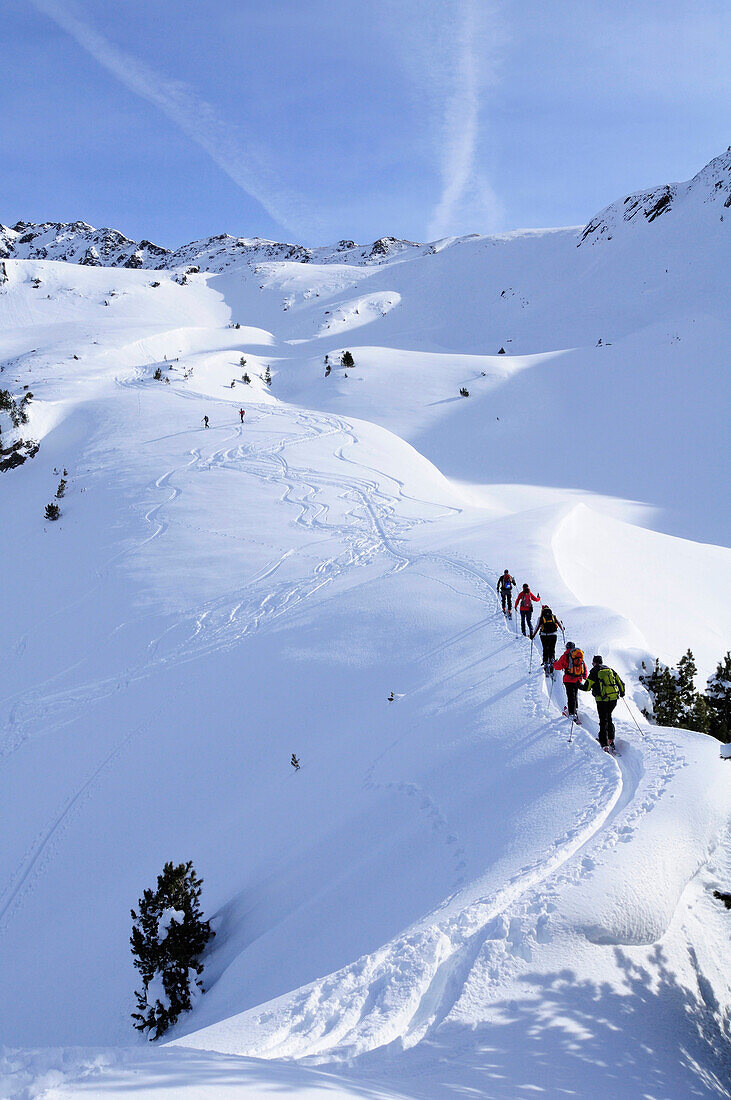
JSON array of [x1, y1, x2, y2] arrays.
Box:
[[341, 350, 354, 369], [641, 650, 710, 734], [676, 650, 708, 732], [459, 387, 470, 397], [130, 860, 214, 1040], [56, 479, 67, 498], [264, 365, 272, 387], [706, 652, 731, 742], [44, 502, 61, 521], [242, 373, 251, 384], [640, 658, 680, 725]]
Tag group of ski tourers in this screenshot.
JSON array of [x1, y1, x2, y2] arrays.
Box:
[[497, 569, 626, 753]]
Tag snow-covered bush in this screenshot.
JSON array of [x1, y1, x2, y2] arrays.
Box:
[[459, 387, 470, 397], [45, 502, 60, 521], [56, 479, 67, 499], [130, 860, 214, 1040], [264, 365, 272, 387]]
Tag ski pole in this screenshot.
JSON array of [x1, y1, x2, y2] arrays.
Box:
[[529, 634, 534, 674], [622, 696, 646, 740], [568, 716, 575, 743]]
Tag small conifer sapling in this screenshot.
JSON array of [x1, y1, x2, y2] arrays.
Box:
[[130, 860, 214, 1040]]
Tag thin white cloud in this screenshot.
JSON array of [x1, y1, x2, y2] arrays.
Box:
[[28, 0, 319, 240], [427, 0, 504, 240]]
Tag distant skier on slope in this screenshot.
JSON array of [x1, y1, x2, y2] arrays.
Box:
[[531, 605, 563, 674], [239, 408, 245, 423], [515, 583, 540, 636], [554, 641, 587, 719], [497, 570, 516, 617], [202, 415, 209, 428], [580, 655, 625, 751]]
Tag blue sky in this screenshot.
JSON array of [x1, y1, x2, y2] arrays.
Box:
[[3, 0, 729, 247]]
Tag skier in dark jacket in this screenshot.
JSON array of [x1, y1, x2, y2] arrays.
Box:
[[497, 570, 516, 617], [515, 584, 540, 636], [580, 655, 625, 750], [202, 415, 209, 428], [531, 606, 563, 673]]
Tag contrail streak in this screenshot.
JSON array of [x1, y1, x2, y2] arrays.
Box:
[[28, 0, 319, 240], [427, 0, 503, 239]]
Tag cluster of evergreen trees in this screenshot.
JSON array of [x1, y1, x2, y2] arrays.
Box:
[[0, 387, 32, 433], [640, 650, 731, 742]]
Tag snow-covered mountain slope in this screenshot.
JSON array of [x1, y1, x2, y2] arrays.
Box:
[[1, 154, 729, 1100], [580, 147, 731, 245]]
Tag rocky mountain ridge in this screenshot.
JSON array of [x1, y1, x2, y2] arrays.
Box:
[[0, 220, 430, 273], [2, 149, 728, 271]]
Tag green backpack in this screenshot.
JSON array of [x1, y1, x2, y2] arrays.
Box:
[[596, 667, 624, 701]]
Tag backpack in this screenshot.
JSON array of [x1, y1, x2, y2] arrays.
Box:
[[595, 666, 624, 701], [567, 648, 585, 678], [540, 609, 557, 633]]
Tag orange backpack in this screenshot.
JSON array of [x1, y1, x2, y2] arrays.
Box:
[[567, 648, 586, 677]]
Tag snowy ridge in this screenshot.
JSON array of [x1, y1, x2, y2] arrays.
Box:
[[4, 149, 730, 274], [0, 220, 433, 273], [579, 147, 731, 245]]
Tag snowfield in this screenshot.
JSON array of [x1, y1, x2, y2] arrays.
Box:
[[1, 152, 729, 1099]]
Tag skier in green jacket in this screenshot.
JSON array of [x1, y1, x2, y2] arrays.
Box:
[[580, 655, 625, 750]]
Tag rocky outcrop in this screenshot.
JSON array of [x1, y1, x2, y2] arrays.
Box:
[[0, 438, 39, 472], [579, 148, 731, 246]]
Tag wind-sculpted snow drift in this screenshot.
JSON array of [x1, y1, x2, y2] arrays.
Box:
[[0, 152, 729, 1100]]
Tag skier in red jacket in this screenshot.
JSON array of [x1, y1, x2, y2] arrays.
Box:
[[515, 584, 540, 636], [553, 642, 587, 719]]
